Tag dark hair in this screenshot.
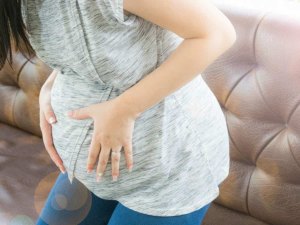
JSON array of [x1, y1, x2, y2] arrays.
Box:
[[0, 0, 35, 71]]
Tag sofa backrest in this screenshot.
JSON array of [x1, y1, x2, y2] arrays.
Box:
[[0, 47, 52, 137], [202, 1, 300, 225]]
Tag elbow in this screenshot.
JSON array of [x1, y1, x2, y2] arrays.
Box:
[[223, 22, 237, 47], [198, 21, 237, 58], [207, 22, 237, 56]]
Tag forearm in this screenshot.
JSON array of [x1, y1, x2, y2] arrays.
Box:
[[116, 31, 236, 119]]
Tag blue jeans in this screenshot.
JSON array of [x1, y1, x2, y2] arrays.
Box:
[[36, 172, 212, 225]]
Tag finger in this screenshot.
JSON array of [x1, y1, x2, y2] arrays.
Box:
[[40, 110, 66, 173], [44, 104, 57, 124], [66, 106, 89, 120], [123, 140, 133, 172], [111, 147, 122, 182], [96, 145, 111, 182], [86, 129, 101, 173]]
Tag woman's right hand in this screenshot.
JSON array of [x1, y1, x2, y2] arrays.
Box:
[[39, 70, 66, 174]]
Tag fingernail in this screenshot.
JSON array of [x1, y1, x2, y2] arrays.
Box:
[[60, 168, 66, 174], [128, 166, 133, 173], [96, 173, 103, 182], [49, 117, 56, 124], [87, 168, 92, 173], [112, 176, 118, 181]]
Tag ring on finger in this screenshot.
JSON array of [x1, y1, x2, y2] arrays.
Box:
[[111, 150, 120, 155]]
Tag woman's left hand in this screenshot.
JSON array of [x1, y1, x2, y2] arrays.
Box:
[[66, 98, 138, 182]]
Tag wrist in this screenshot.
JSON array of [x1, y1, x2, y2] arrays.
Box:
[[114, 95, 142, 120], [42, 69, 58, 90], [41, 80, 52, 92]]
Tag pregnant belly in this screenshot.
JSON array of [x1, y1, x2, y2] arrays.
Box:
[[51, 113, 90, 168], [172, 75, 230, 185], [49, 71, 115, 169]]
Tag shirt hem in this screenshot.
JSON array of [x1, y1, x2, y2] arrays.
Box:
[[109, 188, 219, 217]]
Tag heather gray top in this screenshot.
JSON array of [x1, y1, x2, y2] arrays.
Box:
[[22, 0, 230, 216]]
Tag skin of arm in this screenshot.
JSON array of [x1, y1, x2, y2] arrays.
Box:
[[39, 68, 68, 173], [42, 69, 58, 90], [116, 0, 237, 119]]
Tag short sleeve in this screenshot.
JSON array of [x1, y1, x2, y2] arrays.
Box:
[[100, 0, 138, 26]]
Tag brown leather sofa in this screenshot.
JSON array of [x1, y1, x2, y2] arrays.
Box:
[[202, 1, 300, 225], [1, 1, 300, 225]]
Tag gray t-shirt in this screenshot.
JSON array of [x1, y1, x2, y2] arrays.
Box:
[[22, 0, 230, 217]]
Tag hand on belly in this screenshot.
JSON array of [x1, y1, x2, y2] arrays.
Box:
[[65, 97, 138, 182]]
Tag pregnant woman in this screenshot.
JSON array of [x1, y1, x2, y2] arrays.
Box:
[[0, 0, 236, 224]]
